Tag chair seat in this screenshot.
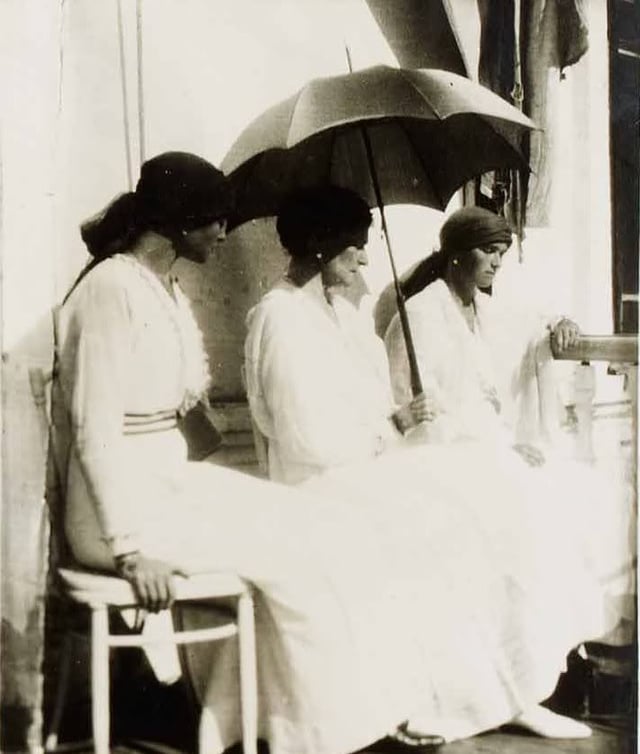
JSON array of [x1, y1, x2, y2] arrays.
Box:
[[58, 568, 248, 607]]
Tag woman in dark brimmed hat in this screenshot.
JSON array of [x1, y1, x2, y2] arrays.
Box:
[[57, 152, 231, 589], [246, 185, 434, 485]]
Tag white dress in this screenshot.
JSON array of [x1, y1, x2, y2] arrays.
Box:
[[385, 279, 634, 624], [54, 256, 461, 754], [244, 279, 625, 742]]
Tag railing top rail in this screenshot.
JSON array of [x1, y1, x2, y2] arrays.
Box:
[[552, 334, 638, 363]]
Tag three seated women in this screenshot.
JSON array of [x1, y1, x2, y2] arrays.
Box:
[[55, 151, 631, 752]]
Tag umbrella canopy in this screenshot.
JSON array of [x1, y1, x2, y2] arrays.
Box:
[[223, 64, 536, 397], [222, 65, 536, 229]]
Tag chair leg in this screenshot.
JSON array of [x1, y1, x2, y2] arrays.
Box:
[[91, 606, 110, 754], [44, 632, 75, 752], [237, 591, 258, 754]]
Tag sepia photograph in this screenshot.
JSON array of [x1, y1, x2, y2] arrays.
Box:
[[1, 2, 638, 754]]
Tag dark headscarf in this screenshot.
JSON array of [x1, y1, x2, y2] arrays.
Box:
[[402, 206, 513, 300], [276, 185, 372, 261], [81, 152, 231, 259], [439, 206, 513, 254]]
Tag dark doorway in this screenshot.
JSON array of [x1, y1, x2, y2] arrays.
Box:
[[609, 0, 640, 333]]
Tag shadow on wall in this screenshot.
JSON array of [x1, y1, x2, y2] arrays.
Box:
[[1, 313, 55, 752], [1, 608, 43, 751], [177, 219, 288, 402]]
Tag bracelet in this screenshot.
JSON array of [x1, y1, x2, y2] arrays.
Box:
[[114, 550, 141, 578]]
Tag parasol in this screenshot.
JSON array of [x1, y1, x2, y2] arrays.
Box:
[[222, 65, 536, 394]]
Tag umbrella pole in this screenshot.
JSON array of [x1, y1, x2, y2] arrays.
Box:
[[359, 128, 424, 397]]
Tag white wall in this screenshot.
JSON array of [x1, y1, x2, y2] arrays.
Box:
[[1, 1, 63, 745]]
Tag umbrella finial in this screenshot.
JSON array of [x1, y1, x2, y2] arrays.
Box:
[[344, 43, 354, 73]]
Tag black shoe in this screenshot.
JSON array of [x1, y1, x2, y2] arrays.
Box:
[[370, 722, 445, 751]]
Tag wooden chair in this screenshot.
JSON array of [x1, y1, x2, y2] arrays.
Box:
[[30, 367, 258, 754]]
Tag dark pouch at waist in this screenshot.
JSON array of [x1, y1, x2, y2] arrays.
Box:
[[177, 402, 223, 461]]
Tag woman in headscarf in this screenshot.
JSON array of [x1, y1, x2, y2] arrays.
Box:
[[55, 153, 459, 754], [244, 185, 628, 744], [384, 205, 634, 666], [384, 206, 581, 452]]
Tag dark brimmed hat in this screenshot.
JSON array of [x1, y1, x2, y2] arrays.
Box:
[[81, 151, 232, 258], [136, 151, 232, 232], [276, 185, 372, 259]]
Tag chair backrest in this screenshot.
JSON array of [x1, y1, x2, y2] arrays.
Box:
[[240, 364, 269, 478], [29, 366, 53, 445], [29, 359, 74, 569]]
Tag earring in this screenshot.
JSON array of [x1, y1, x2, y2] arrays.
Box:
[[181, 229, 188, 237], [452, 258, 459, 266]]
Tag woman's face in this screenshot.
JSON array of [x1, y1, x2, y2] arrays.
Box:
[[461, 242, 510, 289], [176, 219, 227, 263], [319, 228, 369, 288]]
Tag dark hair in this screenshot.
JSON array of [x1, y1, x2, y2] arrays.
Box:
[[401, 206, 513, 300], [276, 185, 372, 259], [80, 151, 231, 259], [401, 250, 448, 300]]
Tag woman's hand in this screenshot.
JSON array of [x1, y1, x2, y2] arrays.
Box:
[[393, 392, 438, 434], [513, 443, 546, 468], [115, 552, 187, 612], [551, 317, 580, 352]]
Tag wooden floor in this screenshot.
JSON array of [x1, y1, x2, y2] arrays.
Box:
[[44, 643, 636, 754], [371, 723, 635, 754], [78, 722, 636, 754]]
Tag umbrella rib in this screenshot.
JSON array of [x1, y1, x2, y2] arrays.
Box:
[[398, 120, 447, 209], [396, 68, 445, 120], [326, 127, 338, 185], [284, 92, 302, 148]]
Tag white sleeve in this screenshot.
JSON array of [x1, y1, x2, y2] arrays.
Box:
[[386, 297, 472, 442], [385, 299, 448, 404], [57, 269, 140, 556]]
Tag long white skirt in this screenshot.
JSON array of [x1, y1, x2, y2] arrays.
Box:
[[66, 429, 630, 753]]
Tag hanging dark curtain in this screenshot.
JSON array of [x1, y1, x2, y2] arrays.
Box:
[[476, 0, 589, 229]]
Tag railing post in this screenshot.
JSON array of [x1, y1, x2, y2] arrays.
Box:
[[574, 362, 596, 463], [608, 362, 638, 491], [624, 365, 637, 492]]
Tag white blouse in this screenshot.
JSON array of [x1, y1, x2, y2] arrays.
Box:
[[244, 281, 399, 484], [55, 254, 210, 555]]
